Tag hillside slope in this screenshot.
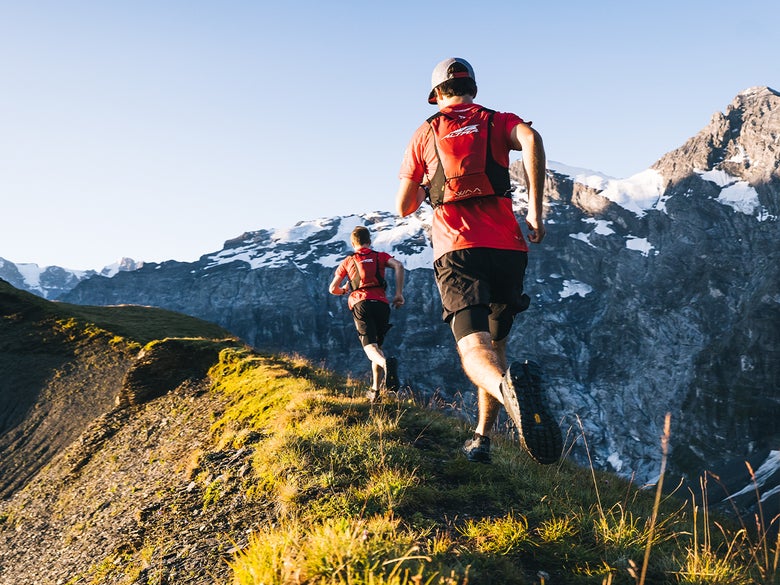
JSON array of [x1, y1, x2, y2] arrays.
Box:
[[0, 279, 246, 583], [0, 279, 232, 501], [0, 346, 244, 584], [2, 277, 777, 584]]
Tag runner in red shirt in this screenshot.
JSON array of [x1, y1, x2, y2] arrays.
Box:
[[329, 226, 405, 403], [396, 57, 561, 465]]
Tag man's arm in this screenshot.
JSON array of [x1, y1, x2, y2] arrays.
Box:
[[396, 178, 428, 217], [386, 257, 405, 308], [510, 122, 546, 243], [328, 273, 347, 296]]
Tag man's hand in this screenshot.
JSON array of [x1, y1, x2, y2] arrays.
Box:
[[392, 294, 405, 309], [526, 216, 546, 244]]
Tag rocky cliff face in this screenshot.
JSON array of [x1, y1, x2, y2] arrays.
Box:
[[61, 87, 780, 486]]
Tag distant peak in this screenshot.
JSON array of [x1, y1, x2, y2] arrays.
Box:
[[737, 86, 779, 98], [652, 86, 780, 185], [99, 258, 143, 278]]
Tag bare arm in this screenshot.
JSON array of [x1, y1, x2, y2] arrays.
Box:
[[510, 123, 547, 243], [328, 273, 347, 296], [396, 178, 428, 217], [386, 257, 405, 308]]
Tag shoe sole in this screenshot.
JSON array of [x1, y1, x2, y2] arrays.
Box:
[[501, 360, 562, 464]]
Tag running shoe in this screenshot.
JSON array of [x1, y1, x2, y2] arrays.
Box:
[[500, 360, 562, 464], [461, 433, 491, 463]]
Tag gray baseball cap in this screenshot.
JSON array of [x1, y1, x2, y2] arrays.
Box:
[[428, 57, 475, 104]]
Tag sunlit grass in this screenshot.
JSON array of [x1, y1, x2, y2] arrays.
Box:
[[206, 348, 776, 584], [459, 512, 532, 555], [668, 473, 776, 585], [230, 515, 466, 585], [536, 513, 577, 543], [592, 503, 648, 554], [60, 302, 232, 344]]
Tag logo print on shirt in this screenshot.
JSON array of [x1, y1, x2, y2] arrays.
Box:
[[441, 124, 479, 140]]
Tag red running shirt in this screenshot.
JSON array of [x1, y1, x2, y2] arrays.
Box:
[[399, 103, 529, 260], [334, 248, 393, 310]]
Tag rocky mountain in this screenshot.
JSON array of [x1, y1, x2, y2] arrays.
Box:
[[0, 256, 142, 299], [61, 87, 780, 494]]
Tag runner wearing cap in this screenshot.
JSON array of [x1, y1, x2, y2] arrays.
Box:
[[396, 57, 562, 465]]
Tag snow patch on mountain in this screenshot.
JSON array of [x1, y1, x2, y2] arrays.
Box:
[[100, 258, 143, 277], [548, 162, 665, 217], [371, 212, 433, 271], [547, 161, 615, 190], [626, 237, 654, 256], [584, 218, 616, 236], [560, 279, 593, 299], [569, 232, 596, 248], [607, 452, 624, 473], [569, 218, 620, 249], [206, 211, 434, 273], [551, 149, 771, 226], [15, 264, 43, 289], [599, 170, 666, 216], [696, 168, 762, 216], [275, 217, 339, 246]]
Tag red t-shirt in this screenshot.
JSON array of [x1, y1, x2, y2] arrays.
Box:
[[399, 103, 529, 260], [335, 248, 393, 310]]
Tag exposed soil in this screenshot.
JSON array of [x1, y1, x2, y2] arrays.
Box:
[[0, 372, 267, 585]]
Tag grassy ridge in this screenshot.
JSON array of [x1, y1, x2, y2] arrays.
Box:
[[2, 279, 777, 583], [0, 278, 235, 499], [61, 303, 231, 345], [1, 279, 247, 582], [0, 278, 231, 345], [208, 349, 779, 585]]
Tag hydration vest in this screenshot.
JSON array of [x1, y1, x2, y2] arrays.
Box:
[[348, 250, 386, 291], [425, 107, 513, 207]]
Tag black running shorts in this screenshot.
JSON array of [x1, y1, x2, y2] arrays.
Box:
[[351, 299, 392, 347], [433, 248, 530, 342]]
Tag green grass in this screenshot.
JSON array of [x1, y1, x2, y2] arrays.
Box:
[[1, 278, 232, 349], [4, 279, 777, 584], [206, 348, 780, 585], [60, 302, 232, 344]]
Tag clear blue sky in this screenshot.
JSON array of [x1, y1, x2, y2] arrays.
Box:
[[1, 0, 778, 270]]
